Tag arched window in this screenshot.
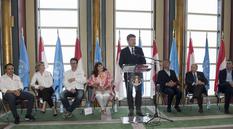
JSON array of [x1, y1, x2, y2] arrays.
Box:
[[115, 0, 154, 97], [186, 0, 221, 95], [37, 0, 80, 73]]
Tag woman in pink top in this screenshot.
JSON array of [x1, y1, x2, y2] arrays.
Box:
[[88, 62, 113, 113]]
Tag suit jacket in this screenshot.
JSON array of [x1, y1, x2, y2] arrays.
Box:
[[157, 69, 179, 91], [119, 46, 146, 81], [119, 46, 146, 68], [185, 71, 208, 87], [219, 69, 233, 93]]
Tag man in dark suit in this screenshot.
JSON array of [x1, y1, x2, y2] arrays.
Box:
[[218, 60, 233, 114], [119, 34, 146, 116], [157, 60, 182, 112], [185, 64, 208, 113]]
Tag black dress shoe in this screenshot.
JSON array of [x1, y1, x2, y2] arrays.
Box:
[[198, 108, 203, 113], [136, 112, 144, 116], [128, 112, 134, 117], [25, 114, 35, 121], [14, 117, 20, 124], [167, 107, 171, 112], [189, 98, 194, 103], [174, 106, 181, 112], [224, 110, 230, 114]]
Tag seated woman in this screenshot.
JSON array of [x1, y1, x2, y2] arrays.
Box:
[[88, 62, 114, 113], [31, 62, 57, 116]]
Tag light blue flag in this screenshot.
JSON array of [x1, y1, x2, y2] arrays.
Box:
[[53, 35, 64, 100], [18, 32, 30, 90], [94, 37, 102, 63], [169, 38, 179, 77], [203, 37, 210, 90], [138, 35, 144, 95]]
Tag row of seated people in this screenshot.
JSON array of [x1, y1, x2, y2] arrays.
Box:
[[1, 58, 233, 124], [157, 60, 233, 114], [0, 58, 114, 124]]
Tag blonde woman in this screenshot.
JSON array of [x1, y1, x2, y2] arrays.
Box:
[[31, 62, 57, 116]]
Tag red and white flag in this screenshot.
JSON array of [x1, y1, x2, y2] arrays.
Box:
[[214, 39, 226, 92], [186, 37, 195, 72], [38, 36, 48, 68], [114, 38, 124, 100], [74, 38, 84, 74], [150, 39, 160, 98]]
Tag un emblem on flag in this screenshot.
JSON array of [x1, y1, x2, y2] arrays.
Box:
[[19, 60, 27, 77], [53, 61, 63, 80]]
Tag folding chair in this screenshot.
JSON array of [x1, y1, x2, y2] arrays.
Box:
[[31, 86, 57, 112], [87, 83, 116, 114], [0, 91, 9, 123]]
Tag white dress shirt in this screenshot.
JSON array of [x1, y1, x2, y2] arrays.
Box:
[[128, 46, 135, 55], [165, 69, 171, 76], [0, 74, 23, 93], [64, 69, 86, 91], [31, 71, 53, 89], [192, 72, 198, 86], [226, 70, 233, 82]]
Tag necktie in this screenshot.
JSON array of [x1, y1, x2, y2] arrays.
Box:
[[193, 73, 197, 83], [132, 48, 135, 55]]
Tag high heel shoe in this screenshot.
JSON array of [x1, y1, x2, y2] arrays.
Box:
[[41, 102, 46, 113], [52, 107, 58, 116]]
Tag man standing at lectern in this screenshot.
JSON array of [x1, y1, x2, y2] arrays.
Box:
[[119, 34, 146, 116]]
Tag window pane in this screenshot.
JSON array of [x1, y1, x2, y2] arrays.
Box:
[[197, 64, 216, 80], [44, 47, 55, 63], [44, 46, 75, 64], [187, 0, 218, 14], [47, 64, 70, 76], [142, 81, 152, 97], [187, 48, 217, 63], [62, 47, 75, 63], [208, 81, 215, 95], [41, 29, 77, 45], [187, 15, 218, 30], [115, 29, 153, 46], [209, 65, 216, 80], [116, 12, 152, 28], [142, 47, 152, 62], [116, 0, 152, 11], [40, 10, 78, 27], [186, 32, 217, 47], [39, 0, 78, 9]]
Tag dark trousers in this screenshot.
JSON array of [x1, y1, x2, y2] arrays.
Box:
[[3, 91, 34, 118], [124, 73, 142, 111], [60, 89, 84, 112], [187, 85, 207, 108], [162, 87, 182, 108], [38, 87, 54, 108], [222, 84, 233, 111]]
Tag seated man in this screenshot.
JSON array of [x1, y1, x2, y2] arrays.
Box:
[[60, 58, 86, 118], [219, 60, 233, 114], [157, 60, 182, 112], [185, 64, 208, 113], [0, 63, 35, 124]]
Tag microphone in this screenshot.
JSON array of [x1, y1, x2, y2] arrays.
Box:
[[134, 53, 161, 62]]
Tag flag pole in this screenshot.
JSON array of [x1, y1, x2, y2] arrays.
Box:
[[221, 31, 224, 39], [21, 28, 24, 39], [76, 29, 79, 39], [118, 30, 121, 41], [57, 29, 59, 37]]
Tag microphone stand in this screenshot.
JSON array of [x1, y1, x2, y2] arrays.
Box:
[[134, 54, 173, 123]]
